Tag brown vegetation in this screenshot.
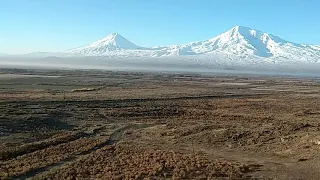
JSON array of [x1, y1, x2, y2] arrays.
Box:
[[32, 144, 256, 180], [0, 131, 86, 161], [0, 136, 109, 179], [0, 69, 320, 179]]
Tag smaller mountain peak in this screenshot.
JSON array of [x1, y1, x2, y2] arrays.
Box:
[[107, 32, 121, 38], [70, 32, 141, 53], [98, 32, 125, 42], [110, 32, 119, 36], [231, 25, 252, 31]]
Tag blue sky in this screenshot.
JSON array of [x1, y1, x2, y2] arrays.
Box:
[[1, 0, 319, 54]]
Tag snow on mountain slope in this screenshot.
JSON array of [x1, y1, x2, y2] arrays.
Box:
[[150, 26, 319, 62], [309, 45, 320, 51], [62, 26, 320, 63], [184, 25, 286, 57], [67, 33, 144, 55], [189, 26, 320, 62], [23, 52, 64, 57]]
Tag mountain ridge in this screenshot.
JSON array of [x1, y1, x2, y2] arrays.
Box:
[[15, 26, 320, 63]]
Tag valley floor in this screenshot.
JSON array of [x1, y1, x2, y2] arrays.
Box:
[[0, 68, 320, 179]]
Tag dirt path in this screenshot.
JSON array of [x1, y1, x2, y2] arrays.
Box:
[[106, 123, 157, 145], [12, 123, 156, 180]]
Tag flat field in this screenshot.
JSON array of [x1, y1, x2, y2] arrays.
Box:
[[0, 68, 319, 180]]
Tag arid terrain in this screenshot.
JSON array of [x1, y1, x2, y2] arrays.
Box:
[[0, 68, 319, 180]]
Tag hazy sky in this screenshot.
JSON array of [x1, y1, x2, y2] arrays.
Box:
[[1, 0, 320, 54]]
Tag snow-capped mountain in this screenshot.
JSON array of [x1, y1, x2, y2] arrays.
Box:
[[67, 33, 144, 55], [151, 26, 320, 63], [31, 26, 320, 63]]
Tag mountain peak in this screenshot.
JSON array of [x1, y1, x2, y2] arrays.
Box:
[[99, 32, 124, 42], [67, 33, 141, 54], [206, 26, 292, 57], [227, 26, 286, 43], [226, 26, 262, 38], [110, 32, 119, 36], [232, 25, 251, 31]]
